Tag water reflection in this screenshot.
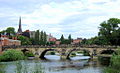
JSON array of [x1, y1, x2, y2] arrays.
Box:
[[0, 64, 6, 73], [0, 55, 103, 73], [16, 60, 45, 73], [0, 60, 45, 73]]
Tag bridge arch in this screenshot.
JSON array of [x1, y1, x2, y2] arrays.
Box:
[[99, 49, 116, 54], [66, 48, 90, 59], [39, 49, 60, 59]]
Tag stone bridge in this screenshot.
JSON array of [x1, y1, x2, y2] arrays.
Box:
[[0, 45, 118, 59]]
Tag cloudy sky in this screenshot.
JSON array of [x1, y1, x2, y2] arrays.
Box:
[[0, 0, 120, 39]]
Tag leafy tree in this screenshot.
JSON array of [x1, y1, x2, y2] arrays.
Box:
[[46, 41, 55, 46], [0, 27, 16, 39], [6, 27, 16, 36], [35, 30, 40, 45], [43, 32, 47, 45], [60, 34, 65, 44], [81, 38, 87, 45], [0, 30, 6, 35], [29, 38, 36, 45], [40, 31, 44, 45], [17, 35, 31, 45], [99, 18, 120, 45], [68, 34, 72, 44], [30, 30, 47, 45]]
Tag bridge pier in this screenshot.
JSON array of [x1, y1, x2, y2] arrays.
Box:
[[60, 55, 67, 60]]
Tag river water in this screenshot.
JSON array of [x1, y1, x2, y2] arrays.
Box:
[[0, 55, 104, 73]]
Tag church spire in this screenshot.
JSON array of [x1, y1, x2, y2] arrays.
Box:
[[17, 17, 22, 35]]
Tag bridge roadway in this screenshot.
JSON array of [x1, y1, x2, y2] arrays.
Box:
[[0, 45, 118, 59]]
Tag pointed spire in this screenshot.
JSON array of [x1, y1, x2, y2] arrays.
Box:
[[17, 17, 22, 35], [19, 17, 21, 29]]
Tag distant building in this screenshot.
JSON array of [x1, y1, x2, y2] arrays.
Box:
[[49, 38, 57, 42], [17, 17, 22, 35], [22, 30, 30, 38], [0, 35, 21, 46], [72, 38, 82, 45], [47, 34, 57, 42], [29, 31, 36, 38], [55, 41, 61, 45]]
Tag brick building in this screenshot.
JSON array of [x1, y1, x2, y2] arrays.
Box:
[[47, 34, 57, 42], [0, 35, 21, 46], [72, 38, 82, 45]]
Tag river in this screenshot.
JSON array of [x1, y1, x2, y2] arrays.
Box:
[[0, 55, 104, 73]]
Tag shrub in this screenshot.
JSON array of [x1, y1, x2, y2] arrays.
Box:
[[0, 49, 25, 62], [50, 52, 55, 55], [24, 52, 35, 57], [104, 48, 120, 73]]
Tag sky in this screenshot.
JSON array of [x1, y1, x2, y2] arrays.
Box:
[[0, 0, 120, 39]]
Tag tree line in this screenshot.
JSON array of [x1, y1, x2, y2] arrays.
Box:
[[0, 28, 73, 45]]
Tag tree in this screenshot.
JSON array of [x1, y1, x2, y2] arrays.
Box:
[[34, 30, 40, 45], [6, 27, 16, 36], [43, 32, 47, 45], [40, 31, 44, 45], [68, 34, 72, 44], [0, 27, 16, 39], [0, 30, 6, 35], [60, 34, 65, 44], [17, 35, 31, 45], [29, 38, 36, 45], [81, 38, 87, 45], [99, 18, 120, 45]]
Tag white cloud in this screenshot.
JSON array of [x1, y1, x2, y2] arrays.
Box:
[[0, 0, 120, 38]]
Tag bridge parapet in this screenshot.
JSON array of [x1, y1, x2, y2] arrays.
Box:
[[1, 45, 118, 51]]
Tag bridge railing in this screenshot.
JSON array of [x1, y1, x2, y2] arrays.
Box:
[[1, 45, 118, 50]]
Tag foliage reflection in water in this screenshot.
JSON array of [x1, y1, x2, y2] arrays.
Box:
[[0, 55, 103, 73], [0, 60, 45, 73]]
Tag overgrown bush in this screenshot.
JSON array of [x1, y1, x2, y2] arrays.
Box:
[[24, 52, 35, 57], [104, 48, 120, 73], [0, 49, 25, 62]]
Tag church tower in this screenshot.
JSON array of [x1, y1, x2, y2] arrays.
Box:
[[17, 17, 22, 35]]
